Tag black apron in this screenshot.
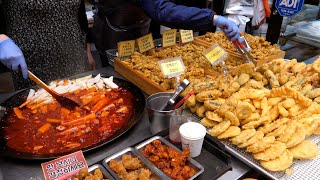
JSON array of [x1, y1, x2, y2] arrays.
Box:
[[92, 0, 151, 56]]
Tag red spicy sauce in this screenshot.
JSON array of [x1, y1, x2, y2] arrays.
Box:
[[3, 87, 134, 155]]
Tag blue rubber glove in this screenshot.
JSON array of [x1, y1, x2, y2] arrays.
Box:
[[0, 39, 28, 79], [214, 15, 241, 42]]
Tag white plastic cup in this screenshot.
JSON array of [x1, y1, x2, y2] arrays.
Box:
[[179, 122, 206, 158]]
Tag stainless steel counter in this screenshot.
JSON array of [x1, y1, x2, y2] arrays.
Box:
[[0, 67, 250, 180]]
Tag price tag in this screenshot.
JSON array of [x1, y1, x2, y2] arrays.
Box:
[[158, 57, 185, 78], [117, 40, 135, 57], [162, 29, 177, 47], [179, 30, 194, 44], [202, 43, 228, 65], [137, 33, 155, 53], [41, 151, 88, 180]]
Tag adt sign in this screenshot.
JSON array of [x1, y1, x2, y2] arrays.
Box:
[[275, 0, 304, 17]]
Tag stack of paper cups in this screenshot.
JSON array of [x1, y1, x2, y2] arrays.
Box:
[[179, 122, 206, 157]]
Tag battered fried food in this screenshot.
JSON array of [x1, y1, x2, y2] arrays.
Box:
[[230, 129, 256, 145], [224, 111, 240, 126], [242, 116, 270, 130], [253, 141, 287, 161], [288, 140, 318, 159], [122, 154, 142, 170], [200, 117, 218, 128], [258, 118, 289, 134], [238, 131, 264, 148], [195, 90, 222, 102], [203, 100, 222, 111], [235, 102, 256, 120], [217, 126, 241, 139], [125, 170, 138, 180], [138, 168, 152, 180], [266, 124, 287, 138], [285, 125, 306, 148], [205, 111, 223, 122], [260, 150, 293, 172], [246, 136, 275, 153], [277, 121, 297, 143], [209, 121, 231, 136], [241, 113, 260, 125], [109, 159, 127, 178]]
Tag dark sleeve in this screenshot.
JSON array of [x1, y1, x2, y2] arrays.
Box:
[[78, 0, 92, 43], [0, 0, 7, 34], [136, 0, 215, 31]]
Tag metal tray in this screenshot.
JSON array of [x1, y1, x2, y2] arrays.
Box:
[[88, 164, 115, 180], [188, 112, 320, 180], [102, 147, 163, 180], [135, 136, 205, 180]]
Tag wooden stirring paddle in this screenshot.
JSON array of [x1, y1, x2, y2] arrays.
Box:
[[28, 70, 80, 110]]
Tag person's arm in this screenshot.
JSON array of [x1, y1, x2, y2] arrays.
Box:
[[0, 34, 28, 79], [78, 0, 96, 70], [136, 0, 241, 41], [136, 0, 215, 31]]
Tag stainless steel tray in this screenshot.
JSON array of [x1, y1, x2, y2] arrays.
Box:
[[135, 136, 205, 180], [187, 111, 320, 180], [102, 147, 163, 180], [88, 164, 115, 180]]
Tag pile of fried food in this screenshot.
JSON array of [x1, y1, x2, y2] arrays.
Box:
[[200, 32, 283, 61], [109, 154, 153, 180], [183, 56, 320, 172], [72, 168, 108, 180], [123, 43, 240, 91], [141, 140, 196, 180]]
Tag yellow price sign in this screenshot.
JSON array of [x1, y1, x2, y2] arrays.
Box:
[[137, 33, 155, 53], [202, 43, 228, 65], [162, 29, 177, 47], [158, 57, 185, 78], [179, 30, 194, 43], [117, 40, 135, 57]]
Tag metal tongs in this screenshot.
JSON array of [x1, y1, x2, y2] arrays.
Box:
[[232, 36, 257, 67], [160, 79, 190, 111]]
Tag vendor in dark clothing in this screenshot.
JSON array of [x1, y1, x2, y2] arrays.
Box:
[[93, 0, 240, 66]]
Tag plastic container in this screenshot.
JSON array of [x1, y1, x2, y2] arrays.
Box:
[[179, 122, 207, 157]]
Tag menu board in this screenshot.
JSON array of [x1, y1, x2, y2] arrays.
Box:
[[41, 151, 88, 180], [137, 33, 155, 53], [179, 30, 194, 43], [117, 40, 135, 57], [162, 29, 177, 47]]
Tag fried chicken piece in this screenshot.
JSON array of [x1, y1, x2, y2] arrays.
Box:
[[125, 170, 138, 180], [166, 147, 179, 158], [122, 155, 142, 170], [93, 169, 103, 179], [109, 159, 127, 178], [138, 168, 152, 180], [142, 144, 156, 157]]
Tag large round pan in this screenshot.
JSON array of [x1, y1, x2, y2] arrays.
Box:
[[0, 77, 145, 160]]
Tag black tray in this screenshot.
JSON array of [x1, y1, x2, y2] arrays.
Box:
[[153, 129, 232, 180]]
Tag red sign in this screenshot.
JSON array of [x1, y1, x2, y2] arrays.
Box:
[[41, 151, 88, 180]]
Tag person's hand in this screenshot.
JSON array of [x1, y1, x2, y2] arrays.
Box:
[[86, 43, 96, 70], [0, 38, 28, 79], [213, 15, 241, 42]]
